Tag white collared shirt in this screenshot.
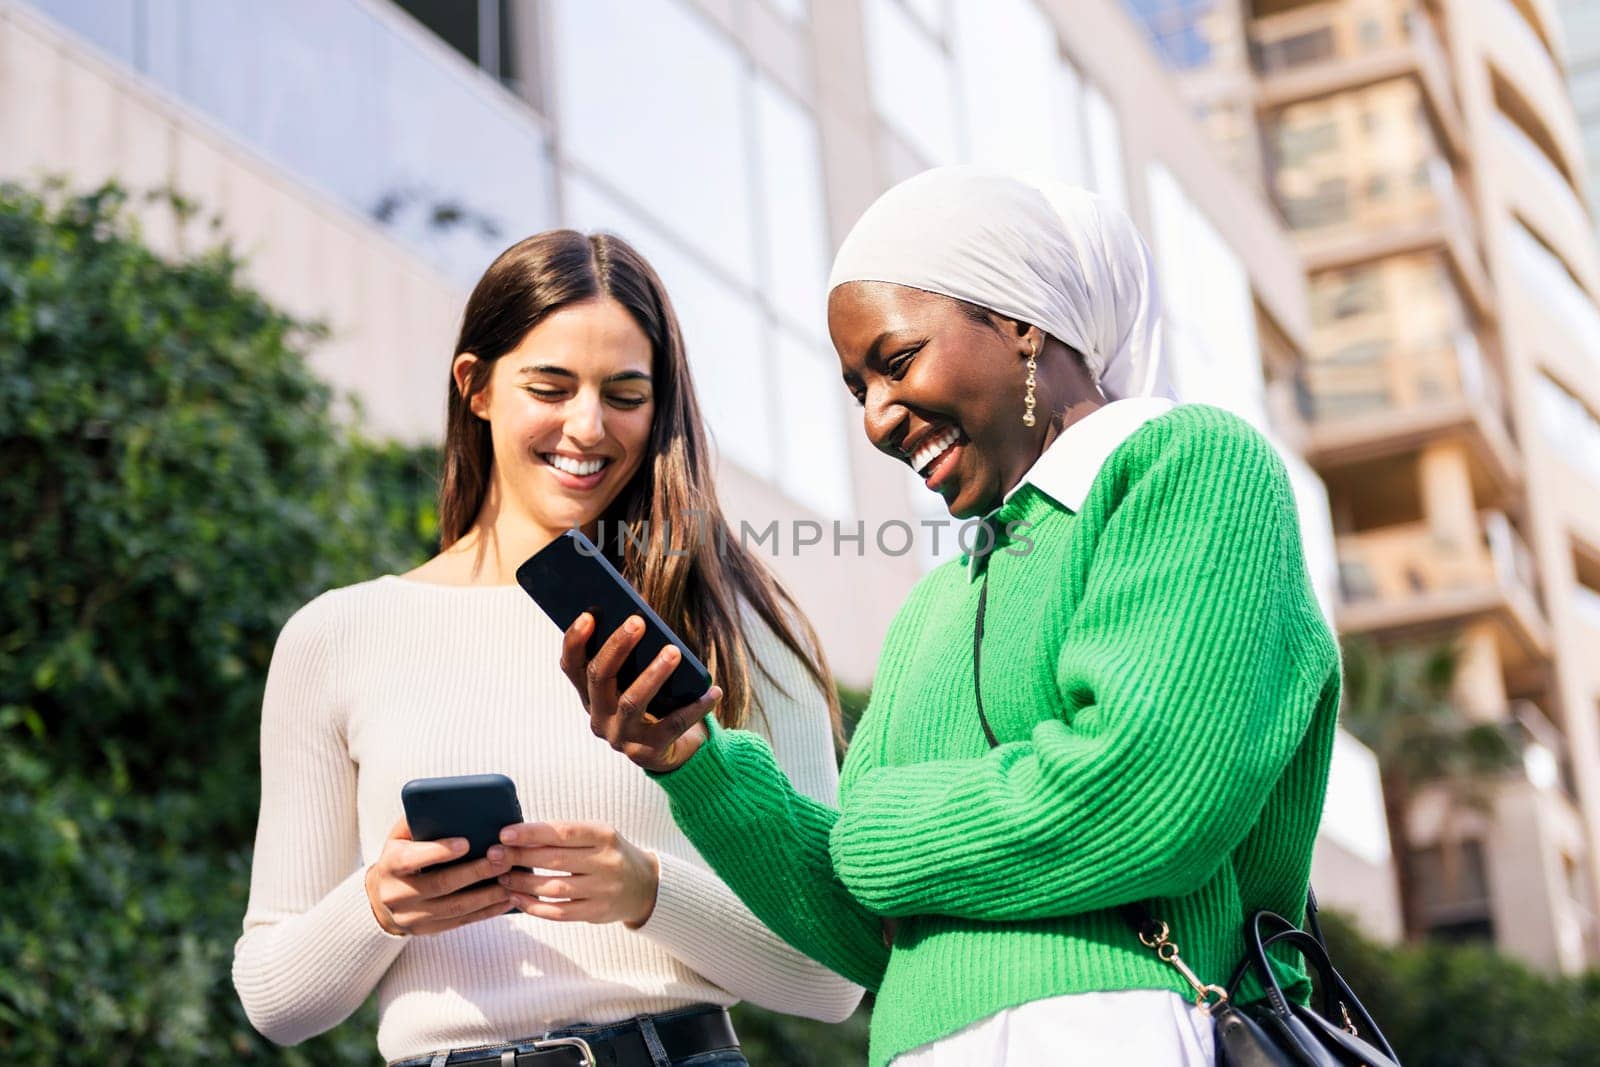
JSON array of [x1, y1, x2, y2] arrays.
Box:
[[912, 398, 1213, 1066], [968, 396, 1178, 579]]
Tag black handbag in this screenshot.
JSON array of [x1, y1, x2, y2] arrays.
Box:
[[970, 573, 1402, 1066], [1118, 897, 1401, 1066]]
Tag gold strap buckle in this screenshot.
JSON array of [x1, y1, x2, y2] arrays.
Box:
[[1139, 919, 1230, 1014]]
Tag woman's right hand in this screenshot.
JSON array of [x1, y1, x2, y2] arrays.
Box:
[[364, 818, 515, 936], [558, 613, 722, 774]]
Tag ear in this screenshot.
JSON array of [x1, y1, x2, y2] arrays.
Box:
[[453, 353, 491, 421], [992, 315, 1041, 356], [1016, 323, 1043, 358]]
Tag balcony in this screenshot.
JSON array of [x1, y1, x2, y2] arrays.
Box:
[[1295, 332, 1519, 491], [1336, 509, 1549, 655], [1511, 702, 1579, 804], [1408, 723, 1592, 968], [1284, 158, 1493, 317], [1252, 0, 1409, 74], [1574, 585, 1600, 643], [1250, 0, 1465, 156]]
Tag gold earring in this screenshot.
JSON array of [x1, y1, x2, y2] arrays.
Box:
[[1022, 341, 1038, 427]]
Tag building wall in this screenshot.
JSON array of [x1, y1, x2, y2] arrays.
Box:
[[1562, 0, 1600, 220]]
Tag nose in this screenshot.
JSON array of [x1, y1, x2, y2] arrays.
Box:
[[564, 391, 606, 450], [862, 383, 907, 457]]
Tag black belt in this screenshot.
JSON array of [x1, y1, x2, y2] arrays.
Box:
[[413, 1007, 738, 1067]]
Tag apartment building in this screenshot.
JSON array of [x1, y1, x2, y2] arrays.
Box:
[[1130, 0, 1600, 973], [2, 0, 1399, 939]]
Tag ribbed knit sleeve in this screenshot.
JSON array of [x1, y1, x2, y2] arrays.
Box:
[[232, 592, 407, 1044], [652, 718, 890, 990], [630, 612, 864, 1021], [828, 413, 1333, 920]]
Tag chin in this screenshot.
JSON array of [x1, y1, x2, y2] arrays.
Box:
[[943, 495, 981, 521]]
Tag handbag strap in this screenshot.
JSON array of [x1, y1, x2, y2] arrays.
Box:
[[969, 558, 1396, 1057], [971, 564, 1329, 1014], [971, 566, 1225, 1009]]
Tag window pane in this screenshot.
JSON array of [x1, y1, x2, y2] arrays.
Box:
[[1050, 60, 1090, 189], [1534, 374, 1600, 490], [375, 20, 555, 285], [23, 0, 138, 64], [550, 0, 757, 280], [862, 0, 960, 165], [121, 0, 555, 287], [754, 78, 831, 341], [903, 0, 948, 36], [1509, 220, 1600, 363], [951, 0, 1060, 175], [562, 174, 777, 481], [762, 0, 810, 22], [773, 331, 854, 518], [1147, 162, 1264, 427], [1085, 83, 1127, 211]]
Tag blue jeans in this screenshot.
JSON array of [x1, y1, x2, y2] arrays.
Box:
[[387, 1007, 748, 1067]]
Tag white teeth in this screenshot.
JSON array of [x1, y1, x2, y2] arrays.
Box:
[[544, 454, 608, 477], [911, 427, 961, 476]]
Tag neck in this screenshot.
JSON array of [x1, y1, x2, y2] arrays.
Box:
[[983, 396, 1105, 517], [1037, 394, 1106, 457], [448, 479, 597, 585]]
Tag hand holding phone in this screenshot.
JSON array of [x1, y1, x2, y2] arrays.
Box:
[[363, 774, 523, 936], [517, 530, 714, 718], [558, 610, 722, 773]]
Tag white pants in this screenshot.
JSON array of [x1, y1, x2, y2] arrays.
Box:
[[892, 989, 1216, 1066]]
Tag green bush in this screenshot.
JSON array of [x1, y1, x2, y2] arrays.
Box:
[[0, 182, 432, 1059], [1319, 910, 1600, 1066]]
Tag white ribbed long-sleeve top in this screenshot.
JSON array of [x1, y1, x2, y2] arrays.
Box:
[[232, 575, 861, 1060]]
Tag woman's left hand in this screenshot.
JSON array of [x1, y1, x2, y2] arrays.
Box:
[[492, 821, 661, 927]]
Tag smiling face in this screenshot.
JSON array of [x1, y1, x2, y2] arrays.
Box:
[[456, 296, 655, 540], [830, 281, 1058, 519]]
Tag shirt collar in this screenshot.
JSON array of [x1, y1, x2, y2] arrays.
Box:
[[967, 397, 1178, 579]]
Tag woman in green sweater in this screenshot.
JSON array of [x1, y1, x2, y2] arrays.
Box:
[[556, 168, 1340, 1066]]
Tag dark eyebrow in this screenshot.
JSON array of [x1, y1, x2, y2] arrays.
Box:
[[863, 330, 897, 368], [841, 330, 902, 392], [517, 365, 652, 385]]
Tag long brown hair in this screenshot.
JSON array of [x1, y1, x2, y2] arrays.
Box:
[[440, 230, 842, 740]]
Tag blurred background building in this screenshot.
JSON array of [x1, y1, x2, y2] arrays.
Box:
[[1127, 0, 1600, 974], [4, 0, 1433, 947], [1559, 0, 1600, 230]]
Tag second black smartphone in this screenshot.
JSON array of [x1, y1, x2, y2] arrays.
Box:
[[516, 529, 713, 718], [400, 773, 523, 893]]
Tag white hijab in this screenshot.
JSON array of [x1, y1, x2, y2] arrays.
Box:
[[826, 166, 1175, 401]]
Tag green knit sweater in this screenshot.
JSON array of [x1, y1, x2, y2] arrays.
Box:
[[655, 404, 1340, 1066]]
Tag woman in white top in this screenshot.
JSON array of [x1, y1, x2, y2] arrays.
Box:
[[232, 230, 863, 1066]]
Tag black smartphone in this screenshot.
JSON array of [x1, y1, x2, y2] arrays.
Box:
[[516, 529, 713, 718], [400, 773, 523, 892]]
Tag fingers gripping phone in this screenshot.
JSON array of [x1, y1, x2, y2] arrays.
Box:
[[400, 773, 523, 893], [516, 529, 713, 719]]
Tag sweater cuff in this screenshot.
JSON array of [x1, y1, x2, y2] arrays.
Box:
[[630, 850, 723, 953], [335, 864, 413, 946], [233, 868, 409, 1043], [647, 718, 747, 815]]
